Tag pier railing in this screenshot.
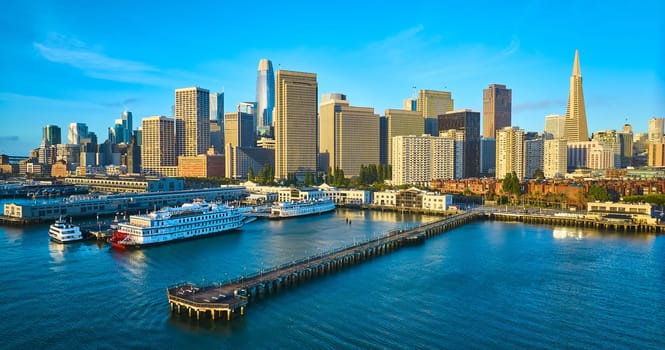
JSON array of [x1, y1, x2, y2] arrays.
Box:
[[166, 211, 482, 321]]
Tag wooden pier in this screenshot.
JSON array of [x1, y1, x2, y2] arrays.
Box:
[[489, 212, 663, 233], [166, 211, 481, 321]]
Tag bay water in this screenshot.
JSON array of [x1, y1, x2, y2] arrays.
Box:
[[1, 208, 664, 349]]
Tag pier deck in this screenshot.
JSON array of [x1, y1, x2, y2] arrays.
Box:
[[166, 211, 481, 321]]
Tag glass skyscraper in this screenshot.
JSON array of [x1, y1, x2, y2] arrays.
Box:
[[256, 59, 275, 132]]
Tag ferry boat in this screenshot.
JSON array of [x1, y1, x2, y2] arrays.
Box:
[[269, 198, 336, 219], [48, 217, 83, 243], [108, 200, 244, 249]]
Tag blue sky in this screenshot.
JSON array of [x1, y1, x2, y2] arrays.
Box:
[[0, 0, 663, 156]]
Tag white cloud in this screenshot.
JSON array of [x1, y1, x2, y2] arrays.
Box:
[[32, 36, 210, 87], [34, 43, 157, 73]]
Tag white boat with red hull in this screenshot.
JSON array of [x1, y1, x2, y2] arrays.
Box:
[[108, 200, 244, 248]]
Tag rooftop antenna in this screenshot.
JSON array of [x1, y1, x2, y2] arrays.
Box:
[[412, 86, 417, 99]]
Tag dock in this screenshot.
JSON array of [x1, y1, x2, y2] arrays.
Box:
[[166, 211, 480, 321], [489, 211, 663, 233]]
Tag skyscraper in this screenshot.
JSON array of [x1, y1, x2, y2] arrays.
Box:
[[385, 109, 423, 165], [224, 112, 255, 149], [319, 93, 379, 177], [210, 91, 224, 124], [274, 70, 318, 179], [564, 49, 589, 142], [417, 90, 453, 136], [619, 124, 634, 167], [544, 114, 567, 139], [416, 90, 454, 119], [67, 122, 88, 144], [483, 84, 512, 139], [438, 109, 481, 178], [480, 137, 496, 176], [141, 116, 177, 176], [121, 111, 133, 143], [648, 117, 664, 143], [209, 92, 225, 153], [43, 125, 61, 145], [175, 87, 210, 156], [256, 59, 275, 131]]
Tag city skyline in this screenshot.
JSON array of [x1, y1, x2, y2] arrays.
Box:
[[0, 1, 663, 155]]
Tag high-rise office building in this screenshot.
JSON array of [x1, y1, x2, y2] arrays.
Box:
[[238, 101, 257, 138], [68, 123, 88, 145], [564, 49, 589, 142], [43, 125, 61, 145], [175, 87, 210, 157], [544, 139, 568, 178], [319, 93, 379, 177], [482, 84, 512, 138], [121, 111, 133, 143], [385, 109, 423, 166], [648, 117, 664, 143], [209, 120, 223, 154], [141, 116, 177, 175], [417, 90, 454, 119], [126, 135, 141, 174], [619, 124, 634, 167], [495, 126, 525, 180], [648, 143, 665, 167], [438, 109, 481, 178], [413, 90, 453, 136], [524, 132, 544, 179], [274, 70, 318, 179], [544, 114, 567, 139], [379, 116, 388, 165], [256, 59, 275, 130], [210, 91, 224, 124], [403, 98, 417, 111], [480, 137, 496, 176], [224, 112, 255, 149]]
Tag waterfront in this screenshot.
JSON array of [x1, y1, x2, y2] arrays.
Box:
[[1, 209, 664, 349]]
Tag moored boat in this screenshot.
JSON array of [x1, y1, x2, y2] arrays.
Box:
[[269, 198, 336, 219], [108, 200, 244, 248], [49, 217, 83, 243]]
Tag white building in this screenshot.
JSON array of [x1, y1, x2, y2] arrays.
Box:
[[373, 189, 453, 212], [568, 141, 615, 170], [544, 139, 568, 178], [495, 126, 525, 180], [392, 135, 454, 186], [373, 191, 397, 207], [422, 193, 453, 211]]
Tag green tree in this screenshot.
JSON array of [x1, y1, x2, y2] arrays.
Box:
[[327, 167, 334, 185], [501, 172, 521, 204], [333, 167, 346, 187], [304, 172, 314, 186], [533, 168, 545, 180], [587, 184, 610, 202], [286, 172, 297, 186]]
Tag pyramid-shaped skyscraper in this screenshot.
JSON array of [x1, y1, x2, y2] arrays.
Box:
[[564, 49, 589, 142]]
